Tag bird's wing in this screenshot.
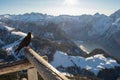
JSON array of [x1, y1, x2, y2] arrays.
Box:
[[18, 37, 28, 47]]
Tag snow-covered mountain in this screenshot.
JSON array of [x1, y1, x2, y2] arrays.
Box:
[[0, 22, 86, 58], [0, 24, 119, 80], [1, 35, 120, 80], [110, 9, 120, 22], [0, 9, 120, 80], [0, 13, 51, 22], [1, 10, 120, 61], [0, 22, 21, 47], [51, 51, 119, 75]]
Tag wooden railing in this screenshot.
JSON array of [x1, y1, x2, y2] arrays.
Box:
[[0, 48, 69, 80], [0, 60, 32, 75]]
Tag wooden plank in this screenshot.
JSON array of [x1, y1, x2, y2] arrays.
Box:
[[0, 60, 33, 75], [27, 68, 38, 80], [24, 48, 69, 80]]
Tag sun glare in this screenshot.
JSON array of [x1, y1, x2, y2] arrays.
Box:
[[64, 0, 78, 6]]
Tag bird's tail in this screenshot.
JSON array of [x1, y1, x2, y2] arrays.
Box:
[[14, 48, 20, 55]]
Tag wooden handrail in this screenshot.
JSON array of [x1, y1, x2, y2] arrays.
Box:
[[0, 60, 33, 75], [24, 48, 69, 80]]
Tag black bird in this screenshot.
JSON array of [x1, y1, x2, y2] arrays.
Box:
[[15, 32, 32, 55]]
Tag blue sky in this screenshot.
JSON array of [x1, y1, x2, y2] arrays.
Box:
[[0, 0, 120, 15]]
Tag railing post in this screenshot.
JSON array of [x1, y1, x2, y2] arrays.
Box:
[[27, 68, 38, 80]]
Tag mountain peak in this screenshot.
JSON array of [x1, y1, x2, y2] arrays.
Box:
[[94, 13, 100, 16], [111, 9, 120, 15], [114, 9, 120, 13], [110, 9, 120, 22]]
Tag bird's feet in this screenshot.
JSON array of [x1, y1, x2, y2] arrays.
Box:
[[26, 46, 30, 49]]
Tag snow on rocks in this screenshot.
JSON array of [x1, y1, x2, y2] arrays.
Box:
[[51, 51, 120, 75]]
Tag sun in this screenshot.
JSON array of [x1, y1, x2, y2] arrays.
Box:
[[64, 0, 78, 6]]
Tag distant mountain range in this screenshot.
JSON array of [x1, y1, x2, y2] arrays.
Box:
[[1, 9, 120, 61]]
